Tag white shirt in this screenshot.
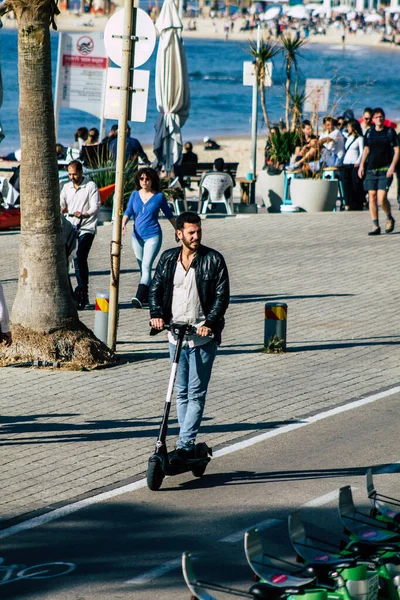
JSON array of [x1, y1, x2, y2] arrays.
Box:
[[0, 283, 10, 334], [168, 258, 209, 348], [60, 176, 100, 235], [343, 135, 364, 165], [320, 128, 345, 159]]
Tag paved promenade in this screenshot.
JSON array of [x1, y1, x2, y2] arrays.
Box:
[[1, 204, 400, 526]]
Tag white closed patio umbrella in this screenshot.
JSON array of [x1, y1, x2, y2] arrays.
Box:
[[153, 0, 190, 172]]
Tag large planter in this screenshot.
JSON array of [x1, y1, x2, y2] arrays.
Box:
[[290, 178, 338, 213], [257, 170, 285, 213]]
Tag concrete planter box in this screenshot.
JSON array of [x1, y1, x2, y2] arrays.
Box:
[[257, 170, 285, 213], [290, 178, 338, 213], [98, 206, 113, 224]]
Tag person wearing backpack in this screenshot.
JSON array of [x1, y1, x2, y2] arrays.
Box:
[[358, 108, 399, 236]]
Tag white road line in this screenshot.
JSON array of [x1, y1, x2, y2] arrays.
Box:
[[303, 489, 341, 507], [126, 558, 182, 585], [0, 385, 399, 543], [221, 518, 283, 544]]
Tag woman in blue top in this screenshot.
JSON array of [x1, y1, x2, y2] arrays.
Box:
[[122, 168, 176, 308]]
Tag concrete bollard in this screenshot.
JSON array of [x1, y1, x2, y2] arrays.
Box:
[[94, 292, 109, 345], [264, 302, 287, 352]]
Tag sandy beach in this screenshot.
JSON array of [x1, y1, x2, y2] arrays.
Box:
[[1, 8, 397, 51]]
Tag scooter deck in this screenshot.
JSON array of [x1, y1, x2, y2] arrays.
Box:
[[164, 454, 211, 476]]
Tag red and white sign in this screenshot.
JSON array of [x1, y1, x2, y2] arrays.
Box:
[[56, 32, 108, 121]]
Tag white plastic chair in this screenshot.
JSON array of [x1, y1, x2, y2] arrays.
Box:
[[198, 172, 234, 215]]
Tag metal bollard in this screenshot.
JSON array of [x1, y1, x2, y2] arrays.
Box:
[[264, 302, 287, 352], [94, 292, 109, 345]]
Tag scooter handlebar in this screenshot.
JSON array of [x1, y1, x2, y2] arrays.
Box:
[[149, 322, 213, 338]]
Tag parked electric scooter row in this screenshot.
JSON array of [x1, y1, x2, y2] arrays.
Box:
[[182, 470, 400, 600]]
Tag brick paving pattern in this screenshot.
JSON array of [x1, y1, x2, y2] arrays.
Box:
[[1, 200, 400, 524]]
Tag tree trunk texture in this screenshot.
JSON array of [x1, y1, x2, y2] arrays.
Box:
[[0, 2, 113, 368], [285, 62, 291, 131], [258, 67, 270, 134], [11, 3, 77, 332]]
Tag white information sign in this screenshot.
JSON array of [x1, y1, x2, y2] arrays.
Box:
[[304, 78, 331, 113], [243, 61, 273, 87], [104, 67, 150, 122], [57, 32, 108, 120]]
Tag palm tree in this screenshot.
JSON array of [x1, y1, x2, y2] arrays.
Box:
[[0, 0, 112, 367], [280, 34, 307, 130], [287, 85, 306, 132], [246, 39, 281, 133]]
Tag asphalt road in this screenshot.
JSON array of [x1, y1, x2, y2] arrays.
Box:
[[0, 390, 399, 599]]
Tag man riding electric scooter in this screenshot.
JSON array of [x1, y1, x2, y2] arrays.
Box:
[[149, 212, 230, 462]]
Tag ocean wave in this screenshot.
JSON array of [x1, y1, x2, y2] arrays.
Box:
[[189, 71, 241, 82]]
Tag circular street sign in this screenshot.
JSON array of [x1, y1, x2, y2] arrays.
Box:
[[104, 8, 156, 68]]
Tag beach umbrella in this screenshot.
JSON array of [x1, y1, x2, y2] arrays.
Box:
[[264, 6, 281, 19], [306, 3, 324, 10], [153, 0, 190, 172], [364, 13, 382, 21], [334, 4, 351, 13], [287, 5, 309, 18]]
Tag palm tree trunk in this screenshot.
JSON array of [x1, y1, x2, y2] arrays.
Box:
[[258, 77, 271, 133], [10, 1, 78, 332], [285, 61, 291, 131]]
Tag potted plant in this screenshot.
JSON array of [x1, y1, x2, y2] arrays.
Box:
[[87, 158, 138, 223], [259, 129, 299, 212]]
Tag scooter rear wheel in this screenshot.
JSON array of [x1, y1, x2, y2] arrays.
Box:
[[191, 443, 209, 478], [147, 458, 164, 491]]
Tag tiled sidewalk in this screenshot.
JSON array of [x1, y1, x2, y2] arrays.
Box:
[[1, 205, 400, 524]]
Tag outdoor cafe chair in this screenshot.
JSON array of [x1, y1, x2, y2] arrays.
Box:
[[198, 172, 234, 215]]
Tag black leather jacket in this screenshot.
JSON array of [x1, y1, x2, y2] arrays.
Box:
[[149, 245, 230, 344]]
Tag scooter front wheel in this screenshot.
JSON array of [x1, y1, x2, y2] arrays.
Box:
[[147, 457, 165, 491]]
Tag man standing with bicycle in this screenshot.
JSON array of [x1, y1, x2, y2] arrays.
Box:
[[60, 160, 100, 310], [149, 212, 230, 460]]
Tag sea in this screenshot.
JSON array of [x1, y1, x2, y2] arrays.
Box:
[[1, 28, 400, 153]]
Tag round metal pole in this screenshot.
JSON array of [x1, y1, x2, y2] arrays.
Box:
[[107, 0, 137, 351], [250, 24, 261, 181], [264, 302, 287, 352], [94, 292, 110, 344]]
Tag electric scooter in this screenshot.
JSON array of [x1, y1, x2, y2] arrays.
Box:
[[146, 322, 213, 491]]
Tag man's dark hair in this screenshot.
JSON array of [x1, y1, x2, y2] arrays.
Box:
[[301, 119, 311, 127], [176, 211, 201, 230], [134, 167, 160, 192], [372, 107, 385, 118], [110, 124, 118, 132], [214, 157, 225, 172], [184, 142, 193, 151], [68, 160, 83, 172], [363, 107, 373, 115]]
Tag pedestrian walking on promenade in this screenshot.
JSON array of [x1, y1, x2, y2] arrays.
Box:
[[149, 212, 230, 459], [60, 160, 100, 309], [343, 119, 365, 211], [122, 167, 176, 308], [358, 108, 399, 236], [0, 283, 12, 346]]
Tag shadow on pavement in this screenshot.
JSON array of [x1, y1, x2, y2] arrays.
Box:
[[0, 419, 301, 445], [230, 293, 354, 304]]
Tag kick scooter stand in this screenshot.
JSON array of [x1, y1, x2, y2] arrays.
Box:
[[146, 322, 213, 491]]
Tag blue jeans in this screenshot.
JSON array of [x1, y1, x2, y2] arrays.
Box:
[[131, 233, 162, 286], [169, 339, 218, 449]]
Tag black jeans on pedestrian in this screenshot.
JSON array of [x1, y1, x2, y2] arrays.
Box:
[[74, 232, 95, 292], [343, 164, 365, 210]]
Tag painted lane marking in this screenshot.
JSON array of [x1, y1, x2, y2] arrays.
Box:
[[125, 558, 182, 586], [221, 518, 283, 544], [1, 385, 400, 543]]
